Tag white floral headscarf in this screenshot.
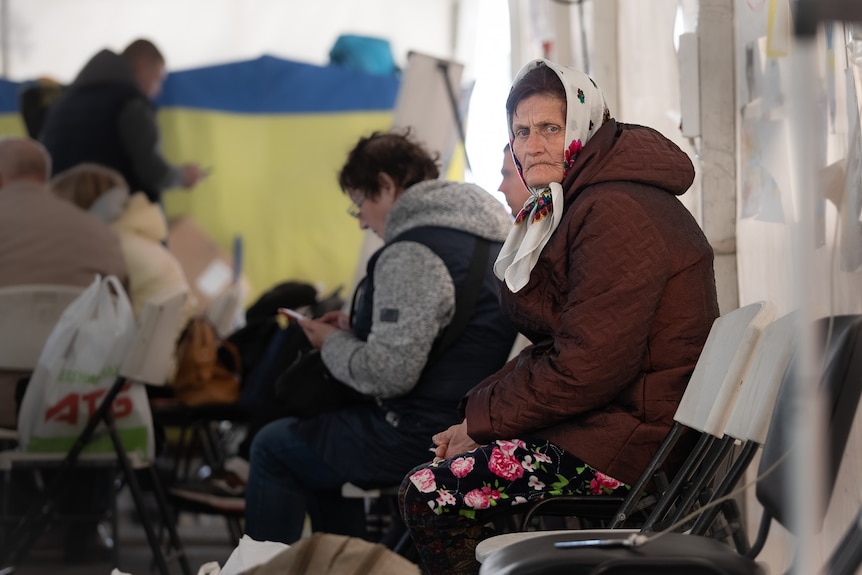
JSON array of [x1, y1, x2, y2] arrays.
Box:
[[494, 59, 610, 293]]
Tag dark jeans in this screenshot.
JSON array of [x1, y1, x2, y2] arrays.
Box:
[[244, 416, 367, 543]]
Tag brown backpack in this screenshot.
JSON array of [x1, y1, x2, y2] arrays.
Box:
[[244, 533, 420, 575], [172, 317, 241, 406]]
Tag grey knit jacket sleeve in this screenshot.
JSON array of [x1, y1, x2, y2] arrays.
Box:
[[320, 241, 455, 397]]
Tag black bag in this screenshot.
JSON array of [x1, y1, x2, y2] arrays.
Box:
[[274, 348, 368, 418]]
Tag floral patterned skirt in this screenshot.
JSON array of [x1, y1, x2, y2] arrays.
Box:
[[398, 437, 630, 575]]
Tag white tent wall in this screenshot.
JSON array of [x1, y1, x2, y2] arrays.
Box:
[[617, 0, 739, 316], [733, 5, 862, 573], [531, 0, 862, 572]]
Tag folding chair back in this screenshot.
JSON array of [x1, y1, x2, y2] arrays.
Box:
[[0, 284, 83, 371], [476, 302, 776, 561], [631, 301, 775, 533], [121, 286, 189, 385], [686, 311, 798, 542], [479, 314, 862, 575], [722, 311, 798, 445], [674, 300, 776, 436]]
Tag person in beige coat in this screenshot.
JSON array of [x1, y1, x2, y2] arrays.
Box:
[[51, 162, 195, 324], [52, 163, 195, 384]]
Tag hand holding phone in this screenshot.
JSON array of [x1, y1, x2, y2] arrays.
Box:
[[278, 308, 308, 322]]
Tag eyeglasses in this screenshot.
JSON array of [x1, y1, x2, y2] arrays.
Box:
[[347, 195, 366, 218]]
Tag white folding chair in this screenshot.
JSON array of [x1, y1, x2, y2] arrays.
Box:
[[0, 287, 192, 575], [479, 313, 862, 575], [0, 284, 84, 438], [205, 279, 246, 339], [686, 311, 798, 543], [476, 300, 777, 564], [0, 284, 84, 371]]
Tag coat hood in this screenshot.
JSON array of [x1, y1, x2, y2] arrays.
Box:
[[111, 192, 168, 243], [72, 49, 139, 90], [562, 119, 695, 200], [385, 180, 512, 243]]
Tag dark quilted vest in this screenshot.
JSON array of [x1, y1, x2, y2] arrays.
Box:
[[353, 226, 516, 430]]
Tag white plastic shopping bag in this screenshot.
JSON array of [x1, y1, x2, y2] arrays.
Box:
[[17, 275, 155, 459]]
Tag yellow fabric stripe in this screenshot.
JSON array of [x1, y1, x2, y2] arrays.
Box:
[[0, 114, 28, 137], [159, 108, 394, 304]]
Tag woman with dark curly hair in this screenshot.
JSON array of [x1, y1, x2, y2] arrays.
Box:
[[243, 130, 517, 544]]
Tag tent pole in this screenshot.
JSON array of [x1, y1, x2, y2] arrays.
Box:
[[0, 0, 8, 78]]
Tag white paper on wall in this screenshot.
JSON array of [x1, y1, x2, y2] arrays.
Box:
[[840, 67, 862, 272], [740, 118, 792, 224]]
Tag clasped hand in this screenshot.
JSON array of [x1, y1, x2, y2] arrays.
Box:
[[431, 419, 479, 462]]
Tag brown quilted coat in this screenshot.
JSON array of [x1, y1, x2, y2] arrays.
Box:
[[464, 119, 720, 486]]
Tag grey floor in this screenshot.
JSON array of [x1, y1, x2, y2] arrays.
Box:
[[8, 489, 238, 575]]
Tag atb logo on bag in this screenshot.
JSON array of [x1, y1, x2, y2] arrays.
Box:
[[18, 275, 155, 458], [45, 381, 135, 425]]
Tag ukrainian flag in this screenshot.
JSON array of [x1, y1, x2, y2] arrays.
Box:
[[0, 79, 28, 136], [156, 55, 400, 302]]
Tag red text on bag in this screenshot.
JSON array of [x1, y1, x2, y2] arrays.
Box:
[[44, 381, 134, 424]]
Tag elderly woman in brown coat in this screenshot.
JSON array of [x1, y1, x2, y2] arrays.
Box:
[[399, 59, 720, 575]]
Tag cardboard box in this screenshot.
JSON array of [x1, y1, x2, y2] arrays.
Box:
[[167, 216, 249, 318]]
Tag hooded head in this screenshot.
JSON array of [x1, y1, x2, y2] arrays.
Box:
[[505, 59, 611, 194], [51, 163, 130, 222], [493, 60, 612, 293], [122, 38, 167, 99]]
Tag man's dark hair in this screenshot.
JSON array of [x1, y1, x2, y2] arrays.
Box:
[[338, 129, 440, 200], [122, 39, 165, 65], [505, 64, 566, 119]]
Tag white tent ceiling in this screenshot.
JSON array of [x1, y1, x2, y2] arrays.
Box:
[[2, 0, 459, 82]]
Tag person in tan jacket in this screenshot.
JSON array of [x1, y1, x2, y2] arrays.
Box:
[[400, 60, 720, 575], [0, 138, 127, 429], [0, 138, 127, 289]]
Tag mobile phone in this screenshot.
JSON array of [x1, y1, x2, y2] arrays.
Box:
[[278, 307, 308, 322]]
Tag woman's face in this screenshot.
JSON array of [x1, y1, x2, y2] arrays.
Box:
[[347, 173, 399, 238], [511, 94, 567, 188]]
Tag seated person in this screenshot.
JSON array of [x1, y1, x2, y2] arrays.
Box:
[[0, 137, 128, 562], [498, 143, 531, 217], [51, 162, 195, 333], [399, 59, 720, 575], [497, 143, 532, 359], [0, 139, 127, 429], [242, 129, 518, 544]]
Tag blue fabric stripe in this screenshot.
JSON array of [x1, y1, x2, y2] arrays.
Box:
[[155, 54, 400, 114], [0, 79, 22, 113]]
